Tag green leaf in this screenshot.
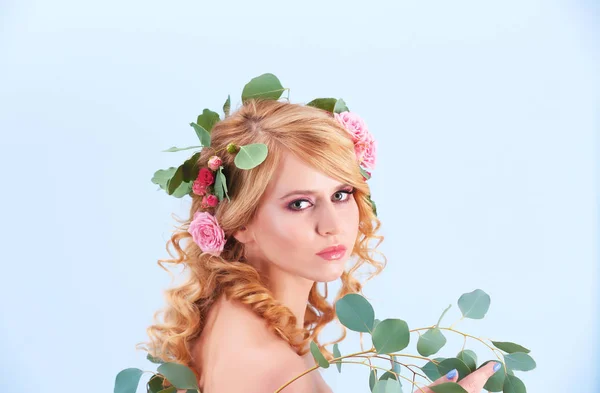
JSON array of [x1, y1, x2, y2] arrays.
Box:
[[368, 195, 378, 216], [379, 371, 397, 381], [306, 98, 338, 113], [234, 143, 268, 170], [182, 152, 201, 182], [223, 94, 231, 117], [196, 109, 220, 133], [214, 166, 229, 202], [457, 289, 490, 319], [372, 379, 402, 393], [420, 358, 445, 381], [491, 341, 531, 354], [157, 363, 199, 390], [359, 166, 371, 180], [479, 360, 506, 392], [503, 374, 527, 393], [373, 318, 381, 330], [456, 350, 477, 372], [417, 328, 447, 357], [147, 353, 165, 364], [429, 382, 469, 393], [333, 343, 342, 373], [335, 293, 375, 333], [162, 146, 203, 153], [167, 165, 185, 195], [156, 387, 176, 393], [504, 352, 536, 371], [310, 341, 330, 368], [148, 375, 165, 393], [172, 181, 193, 198], [114, 368, 144, 393], [190, 122, 211, 147], [369, 369, 377, 392], [436, 358, 471, 382], [152, 167, 177, 191], [241, 73, 285, 102], [372, 319, 410, 354], [333, 98, 349, 113]]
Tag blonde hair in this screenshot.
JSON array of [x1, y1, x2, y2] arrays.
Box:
[[136, 98, 386, 377]]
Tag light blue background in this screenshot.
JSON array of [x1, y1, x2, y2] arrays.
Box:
[[1, 0, 597, 392]]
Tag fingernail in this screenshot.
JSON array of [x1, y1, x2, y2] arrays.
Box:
[[446, 369, 458, 379], [493, 362, 501, 372]]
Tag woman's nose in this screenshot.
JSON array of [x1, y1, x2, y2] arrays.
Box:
[[316, 202, 342, 236]]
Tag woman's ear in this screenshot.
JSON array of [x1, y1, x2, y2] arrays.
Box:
[[232, 225, 253, 244]]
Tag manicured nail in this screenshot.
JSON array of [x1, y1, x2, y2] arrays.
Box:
[[446, 369, 458, 379], [493, 362, 501, 372]]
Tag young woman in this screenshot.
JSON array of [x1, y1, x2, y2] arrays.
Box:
[[137, 98, 501, 392]]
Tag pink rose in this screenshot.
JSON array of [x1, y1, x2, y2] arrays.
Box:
[[207, 156, 223, 171], [354, 134, 377, 170], [335, 111, 371, 144], [201, 194, 219, 209], [192, 181, 208, 196], [188, 211, 226, 256], [196, 167, 215, 186]]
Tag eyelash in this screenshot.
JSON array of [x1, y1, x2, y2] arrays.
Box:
[[287, 187, 356, 212]]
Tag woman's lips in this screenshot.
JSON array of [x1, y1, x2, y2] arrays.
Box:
[[316, 245, 347, 260]]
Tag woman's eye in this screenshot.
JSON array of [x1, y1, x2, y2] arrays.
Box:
[[289, 200, 311, 210], [288, 188, 355, 211]]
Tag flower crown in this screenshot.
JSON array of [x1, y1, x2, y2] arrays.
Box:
[[151, 73, 378, 256]]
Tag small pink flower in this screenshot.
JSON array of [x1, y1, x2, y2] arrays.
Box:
[[192, 181, 208, 196], [207, 156, 222, 171], [201, 194, 219, 209], [335, 111, 371, 144], [188, 211, 226, 256], [196, 167, 215, 187]]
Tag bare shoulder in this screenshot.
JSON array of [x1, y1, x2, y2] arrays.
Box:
[[213, 343, 313, 393], [201, 296, 316, 392]]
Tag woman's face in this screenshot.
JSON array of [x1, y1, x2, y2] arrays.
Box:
[[236, 152, 360, 284]]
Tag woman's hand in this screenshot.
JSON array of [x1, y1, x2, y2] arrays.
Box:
[[417, 361, 501, 393]]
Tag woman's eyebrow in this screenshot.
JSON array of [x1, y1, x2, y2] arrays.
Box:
[[278, 183, 350, 200]]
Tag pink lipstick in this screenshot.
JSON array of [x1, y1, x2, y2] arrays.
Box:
[[316, 245, 347, 260]]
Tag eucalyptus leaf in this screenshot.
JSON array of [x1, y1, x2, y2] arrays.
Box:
[[369, 369, 377, 392], [190, 122, 211, 147], [379, 371, 398, 381], [421, 358, 445, 381], [152, 167, 177, 191], [114, 368, 144, 393], [223, 94, 231, 117], [373, 318, 381, 330], [162, 146, 203, 153], [479, 360, 506, 392], [436, 358, 471, 382], [335, 293, 375, 333], [333, 343, 342, 373], [310, 341, 330, 368], [373, 379, 402, 393], [234, 143, 268, 170], [491, 341, 530, 354], [214, 166, 225, 201], [167, 165, 184, 195], [359, 166, 371, 180], [241, 73, 285, 102], [182, 152, 201, 182], [456, 350, 477, 372], [157, 363, 199, 390], [171, 181, 193, 198], [148, 375, 165, 393], [417, 328, 447, 357], [196, 109, 220, 133], [333, 98, 349, 113], [156, 387, 176, 393], [306, 98, 337, 113], [372, 319, 410, 354], [429, 382, 469, 393], [368, 195, 378, 216], [504, 352, 536, 371], [392, 355, 401, 374], [457, 289, 490, 319], [503, 374, 527, 393]]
